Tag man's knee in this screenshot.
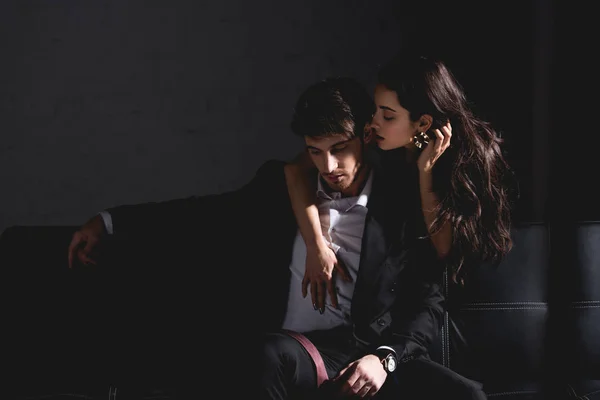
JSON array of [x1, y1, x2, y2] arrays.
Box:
[[263, 333, 297, 365], [448, 377, 487, 400], [463, 385, 487, 400], [393, 358, 487, 400], [261, 333, 318, 399], [263, 332, 314, 377]]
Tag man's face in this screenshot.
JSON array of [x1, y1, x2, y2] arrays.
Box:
[[305, 133, 365, 196]]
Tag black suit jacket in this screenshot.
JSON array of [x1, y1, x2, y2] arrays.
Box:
[[105, 159, 444, 363]]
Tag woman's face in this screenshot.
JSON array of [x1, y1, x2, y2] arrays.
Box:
[[370, 84, 421, 151]]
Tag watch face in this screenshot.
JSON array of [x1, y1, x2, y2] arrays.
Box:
[[386, 356, 397, 372]]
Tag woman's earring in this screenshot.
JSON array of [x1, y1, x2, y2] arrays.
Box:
[[412, 131, 429, 149]]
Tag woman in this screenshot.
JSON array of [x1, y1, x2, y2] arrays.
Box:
[[284, 52, 515, 311]]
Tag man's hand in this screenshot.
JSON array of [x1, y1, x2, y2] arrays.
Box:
[[68, 214, 107, 269], [331, 354, 387, 398], [302, 240, 352, 312]]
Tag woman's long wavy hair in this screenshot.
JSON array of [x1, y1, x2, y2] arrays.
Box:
[[378, 53, 514, 283]]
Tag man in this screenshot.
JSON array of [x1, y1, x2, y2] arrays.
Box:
[[68, 77, 484, 399]]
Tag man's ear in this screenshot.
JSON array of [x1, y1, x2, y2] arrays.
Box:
[[417, 114, 433, 132]]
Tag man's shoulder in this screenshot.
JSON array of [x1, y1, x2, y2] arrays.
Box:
[[370, 165, 402, 199], [244, 159, 296, 237], [248, 159, 288, 192], [368, 164, 416, 230], [255, 159, 287, 178], [244, 159, 291, 206]]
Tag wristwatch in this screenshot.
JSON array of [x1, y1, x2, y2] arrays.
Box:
[[380, 352, 398, 373]]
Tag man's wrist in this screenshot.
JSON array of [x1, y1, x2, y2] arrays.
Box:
[[374, 346, 397, 360], [374, 346, 398, 373], [98, 211, 113, 235], [375, 345, 396, 353]]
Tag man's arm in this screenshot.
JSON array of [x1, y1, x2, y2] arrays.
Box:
[[381, 238, 445, 362], [103, 160, 286, 237], [68, 160, 287, 267], [103, 191, 241, 238], [332, 251, 444, 398]]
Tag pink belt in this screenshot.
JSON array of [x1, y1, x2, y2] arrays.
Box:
[[282, 329, 329, 387]]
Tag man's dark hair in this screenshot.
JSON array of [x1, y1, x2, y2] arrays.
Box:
[[290, 77, 374, 140]]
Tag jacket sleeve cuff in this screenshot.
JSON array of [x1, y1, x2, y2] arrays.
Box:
[[98, 211, 114, 235], [374, 345, 397, 359]]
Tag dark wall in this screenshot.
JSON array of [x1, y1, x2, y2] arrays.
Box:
[[395, 1, 540, 221], [0, 0, 405, 231], [0, 0, 559, 232], [547, 1, 599, 223]]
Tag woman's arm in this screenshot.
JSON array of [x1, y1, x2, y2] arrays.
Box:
[[283, 152, 324, 252], [416, 122, 454, 259], [283, 151, 350, 312], [419, 171, 452, 259]]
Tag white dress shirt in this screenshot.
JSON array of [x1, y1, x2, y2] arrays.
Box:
[[281, 170, 373, 333]]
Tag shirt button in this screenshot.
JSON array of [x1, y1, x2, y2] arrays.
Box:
[[377, 318, 386, 326]]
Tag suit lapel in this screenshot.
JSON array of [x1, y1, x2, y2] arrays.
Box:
[[351, 171, 407, 323], [356, 210, 389, 290]]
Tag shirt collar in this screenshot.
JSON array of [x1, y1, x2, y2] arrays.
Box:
[[316, 169, 374, 208]]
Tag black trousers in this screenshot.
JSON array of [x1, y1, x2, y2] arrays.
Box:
[[259, 332, 486, 400]]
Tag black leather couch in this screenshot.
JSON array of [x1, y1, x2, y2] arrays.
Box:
[[429, 221, 600, 400], [1, 221, 599, 399]]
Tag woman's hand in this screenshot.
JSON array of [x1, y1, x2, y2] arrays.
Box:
[[417, 122, 452, 174], [417, 122, 453, 258], [302, 240, 352, 313]]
